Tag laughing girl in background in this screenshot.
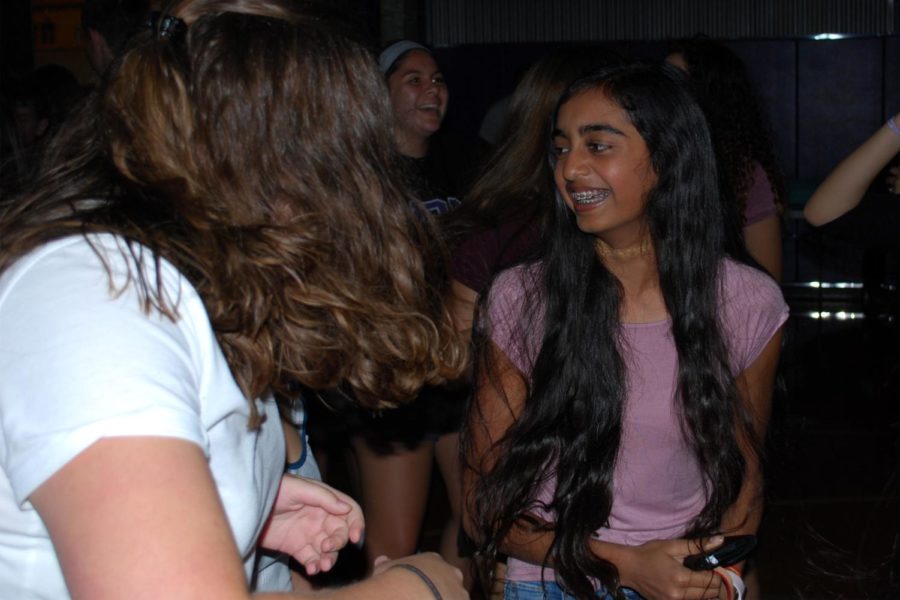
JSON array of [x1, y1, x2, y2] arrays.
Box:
[[462, 63, 788, 600], [345, 39, 471, 580]]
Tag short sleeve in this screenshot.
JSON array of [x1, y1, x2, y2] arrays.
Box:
[[483, 264, 543, 375], [0, 238, 205, 504], [719, 260, 789, 372]]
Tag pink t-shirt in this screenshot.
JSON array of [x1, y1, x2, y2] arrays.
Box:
[[486, 258, 788, 583]]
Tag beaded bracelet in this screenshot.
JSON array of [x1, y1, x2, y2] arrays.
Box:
[[887, 116, 900, 138], [391, 563, 443, 600]]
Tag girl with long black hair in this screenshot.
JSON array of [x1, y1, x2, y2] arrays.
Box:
[[462, 63, 788, 600]]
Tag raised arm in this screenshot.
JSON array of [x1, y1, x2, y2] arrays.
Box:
[[803, 114, 900, 226]]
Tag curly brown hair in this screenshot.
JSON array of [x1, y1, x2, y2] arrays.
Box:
[[0, 0, 466, 422], [668, 37, 786, 219]]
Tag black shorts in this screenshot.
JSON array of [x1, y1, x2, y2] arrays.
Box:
[[305, 384, 468, 453]]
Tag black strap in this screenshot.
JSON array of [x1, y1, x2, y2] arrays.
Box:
[[391, 563, 443, 600]]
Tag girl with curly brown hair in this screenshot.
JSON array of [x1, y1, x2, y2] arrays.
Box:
[[666, 38, 786, 281], [0, 1, 467, 598]]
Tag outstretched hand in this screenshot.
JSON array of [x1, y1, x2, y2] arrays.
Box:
[[259, 475, 364, 575], [612, 536, 726, 600]]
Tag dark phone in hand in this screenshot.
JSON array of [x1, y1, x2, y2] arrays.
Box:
[[683, 535, 757, 570]]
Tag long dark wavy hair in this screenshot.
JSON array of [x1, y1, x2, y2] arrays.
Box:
[[0, 0, 467, 422], [449, 47, 623, 243], [668, 37, 786, 220], [463, 63, 760, 599]]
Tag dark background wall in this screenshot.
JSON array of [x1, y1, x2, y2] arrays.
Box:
[[426, 0, 899, 45], [1, 0, 35, 78], [434, 35, 900, 185]]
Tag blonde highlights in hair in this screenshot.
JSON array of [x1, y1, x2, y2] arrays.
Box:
[[1, 0, 466, 418]]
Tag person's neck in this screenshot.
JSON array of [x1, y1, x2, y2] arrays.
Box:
[[595, 237, 651, 262], [603, 250, 657, 294], [396, 130, 429, 158], [597, 237, 666, 323]]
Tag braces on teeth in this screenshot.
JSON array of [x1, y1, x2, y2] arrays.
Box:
[[572, 190, 610, 203]]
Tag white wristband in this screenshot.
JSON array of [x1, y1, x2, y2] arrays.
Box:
[[714, 567, 747, 600], [887, 117, 900, 138]]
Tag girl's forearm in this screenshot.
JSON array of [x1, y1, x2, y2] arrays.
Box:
[[804, 114, 900, 226]]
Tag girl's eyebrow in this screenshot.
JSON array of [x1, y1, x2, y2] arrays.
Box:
[[400, 68, 443, 78], [551, 123, 626, 138], [581, 123, 625, 136]]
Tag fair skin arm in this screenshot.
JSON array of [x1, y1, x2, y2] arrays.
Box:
[[803, 112, 900, 226], [744, 216, 782, 282], [464, 330, 782, 600], [30, 437, 465, 600], [258, 475, 363, 576]]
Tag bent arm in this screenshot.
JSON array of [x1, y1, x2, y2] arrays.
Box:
[[31, 437, 463, 600], [462, 340, 552, 563], [719, 329, 783, 538], [804, 114, 900, 226], [463, 343, 723, 599], [30, 437, 254, 600]]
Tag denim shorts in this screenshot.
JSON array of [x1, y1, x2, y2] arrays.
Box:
[[504, 580, 645, 600]]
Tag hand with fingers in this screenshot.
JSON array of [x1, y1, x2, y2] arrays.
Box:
[[258, 475, 364, 576], [612, 536, 727, 600], [373, 552, 468, 600]]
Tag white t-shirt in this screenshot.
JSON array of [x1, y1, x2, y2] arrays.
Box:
[[0, 234, 284, 599]]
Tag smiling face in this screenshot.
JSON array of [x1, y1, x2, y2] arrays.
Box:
[[552, 88, 657, 249], [387, 50, 448, 151]]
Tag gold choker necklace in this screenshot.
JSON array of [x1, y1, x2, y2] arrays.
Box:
[[595, 239, 651, 260]]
